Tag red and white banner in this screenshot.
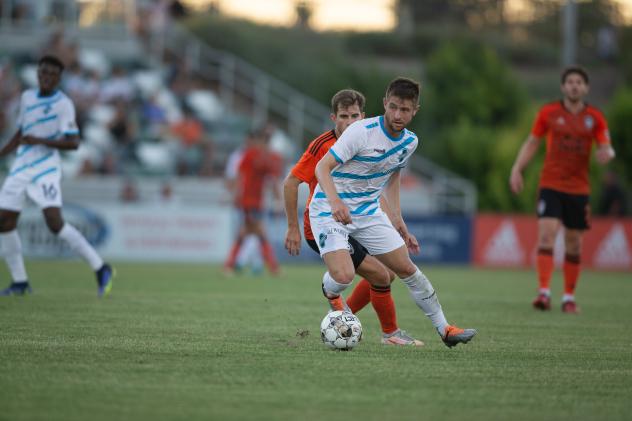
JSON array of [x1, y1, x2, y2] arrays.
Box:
[[474, 214, 632, 271]]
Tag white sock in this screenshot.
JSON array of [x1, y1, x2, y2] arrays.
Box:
[[0, 230, 28, 282], [401, 268, 449, 334], [562, 293, 575, 303], [539, 288, 551, 296], [57, 224, 104, 271], [322, 271, 350, 297]]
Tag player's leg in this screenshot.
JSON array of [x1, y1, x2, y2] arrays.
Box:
[[41, 207, 113, 297], [306, 238, 348, 311], [249, 212, 279, 275], [534, 188, 564, 310], [321, 249, 356, 298], [375, 245, 476, 347], [533, 218, 561, 309], [562, 229, 582, 313], [345, 237, 373, 313], [356, 215, 475, 348], [224, 207, 247, 272], [0, 209, 31, 296], [0, 176, 31, 296], [353, 250, 423, 346], [560, 193, 589, 313]]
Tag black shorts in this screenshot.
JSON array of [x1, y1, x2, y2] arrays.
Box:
[[537, 188, 590, 230], [306, 235, 369, 270]]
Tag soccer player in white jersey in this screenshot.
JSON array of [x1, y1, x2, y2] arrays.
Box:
[[0, 56, 113, 297], [310, 77, 476, 347]]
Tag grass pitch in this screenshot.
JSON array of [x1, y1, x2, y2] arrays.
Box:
[[1, 262, 631, 421]]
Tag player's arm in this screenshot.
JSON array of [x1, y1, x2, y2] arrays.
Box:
[[509, 133, 541, 194], [315, 153, 351, 225], [20, 133, 79, 150], [283, 173, 303, 256], [0, 129, 22, 157], [383, 170, 419, 254], [595, 143, 615, 165], [594, 116, 615, 165]]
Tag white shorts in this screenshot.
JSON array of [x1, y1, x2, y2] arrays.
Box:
[[309, 212, 405, 257], [0, 167, 63, 211]]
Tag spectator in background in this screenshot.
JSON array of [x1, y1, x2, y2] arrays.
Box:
[[100, 66, 135, 104], [120, 178, 140, 203], [141, 93, 167, 137], [40, 28, 76, 68], [169, 106, 205, 175], [109, 99, 137, 166], [169, 0, 189, 19], [599, 170, 628, 216]]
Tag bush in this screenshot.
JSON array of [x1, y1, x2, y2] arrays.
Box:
[[422, 40, 527, 131]]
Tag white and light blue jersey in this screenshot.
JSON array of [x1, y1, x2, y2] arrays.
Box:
[[10, 88, 79, 180], [309, 115, 418, 218]]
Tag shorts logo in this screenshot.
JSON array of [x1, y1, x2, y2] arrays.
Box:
[[319, 233, 327, 249], [537, 199, 546, 215], [348, 242, 355, 255]]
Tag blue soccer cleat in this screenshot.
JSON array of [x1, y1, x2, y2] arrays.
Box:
[[1, 281, 32, 296], [96, 263, 114, 297]]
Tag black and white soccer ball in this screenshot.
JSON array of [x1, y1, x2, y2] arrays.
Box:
[[320, 310, 362, 350]]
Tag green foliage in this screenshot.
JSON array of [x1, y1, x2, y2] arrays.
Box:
[[607, 87, 632, 186], [423, 41, 527, 130], [620, 27, 632, 85], [186, 15, 393, 116]]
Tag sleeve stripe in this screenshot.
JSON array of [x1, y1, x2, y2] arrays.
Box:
[[309, 131, 336, 154], [329, 149, 343, 164]]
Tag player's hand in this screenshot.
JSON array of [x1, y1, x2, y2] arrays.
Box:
[[404, 232, 420, 255], [284, 226, 301, 256], [509, 168, 524, 194], [595, 146, 615, 165], [20, 136, 40, 145], [331, 199, 352, 225]]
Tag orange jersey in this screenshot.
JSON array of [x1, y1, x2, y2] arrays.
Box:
[[531, 101, 610, 195], [237, 145, 282, 209], [290, 130, 337, 240]]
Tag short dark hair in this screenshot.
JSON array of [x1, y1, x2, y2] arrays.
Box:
[[38, 55, 65, 72], [331, 89, 365, 114], [561, 66, 589, 84], [385, 77, 420, 104]]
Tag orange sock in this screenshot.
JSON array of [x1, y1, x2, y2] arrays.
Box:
[[224, 241, 242, 269], [369, 285, 398, 335], [260, 240, 279, 273], [536, 248, 554, 291], [347, 278, 371, 313], [563, 254, 581, 295]]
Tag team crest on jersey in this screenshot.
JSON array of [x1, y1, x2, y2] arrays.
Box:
[[319, 233, 327, 249], [584, 115, 594, 129], [43, 104, 52, 114], [556, 116, 565, 125]]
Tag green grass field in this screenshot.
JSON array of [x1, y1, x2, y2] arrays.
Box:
[[1, 261, 631, 421]]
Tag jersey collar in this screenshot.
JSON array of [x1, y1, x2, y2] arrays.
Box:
[[379, 116, 405, 141]]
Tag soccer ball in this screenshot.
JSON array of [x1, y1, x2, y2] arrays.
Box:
[[320, 310, 362, 350]]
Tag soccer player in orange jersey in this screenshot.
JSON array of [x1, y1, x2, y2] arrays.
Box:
[[510, 66, 616, 313], [283, 89, 423, 346], [224, 128, 282, 275]]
